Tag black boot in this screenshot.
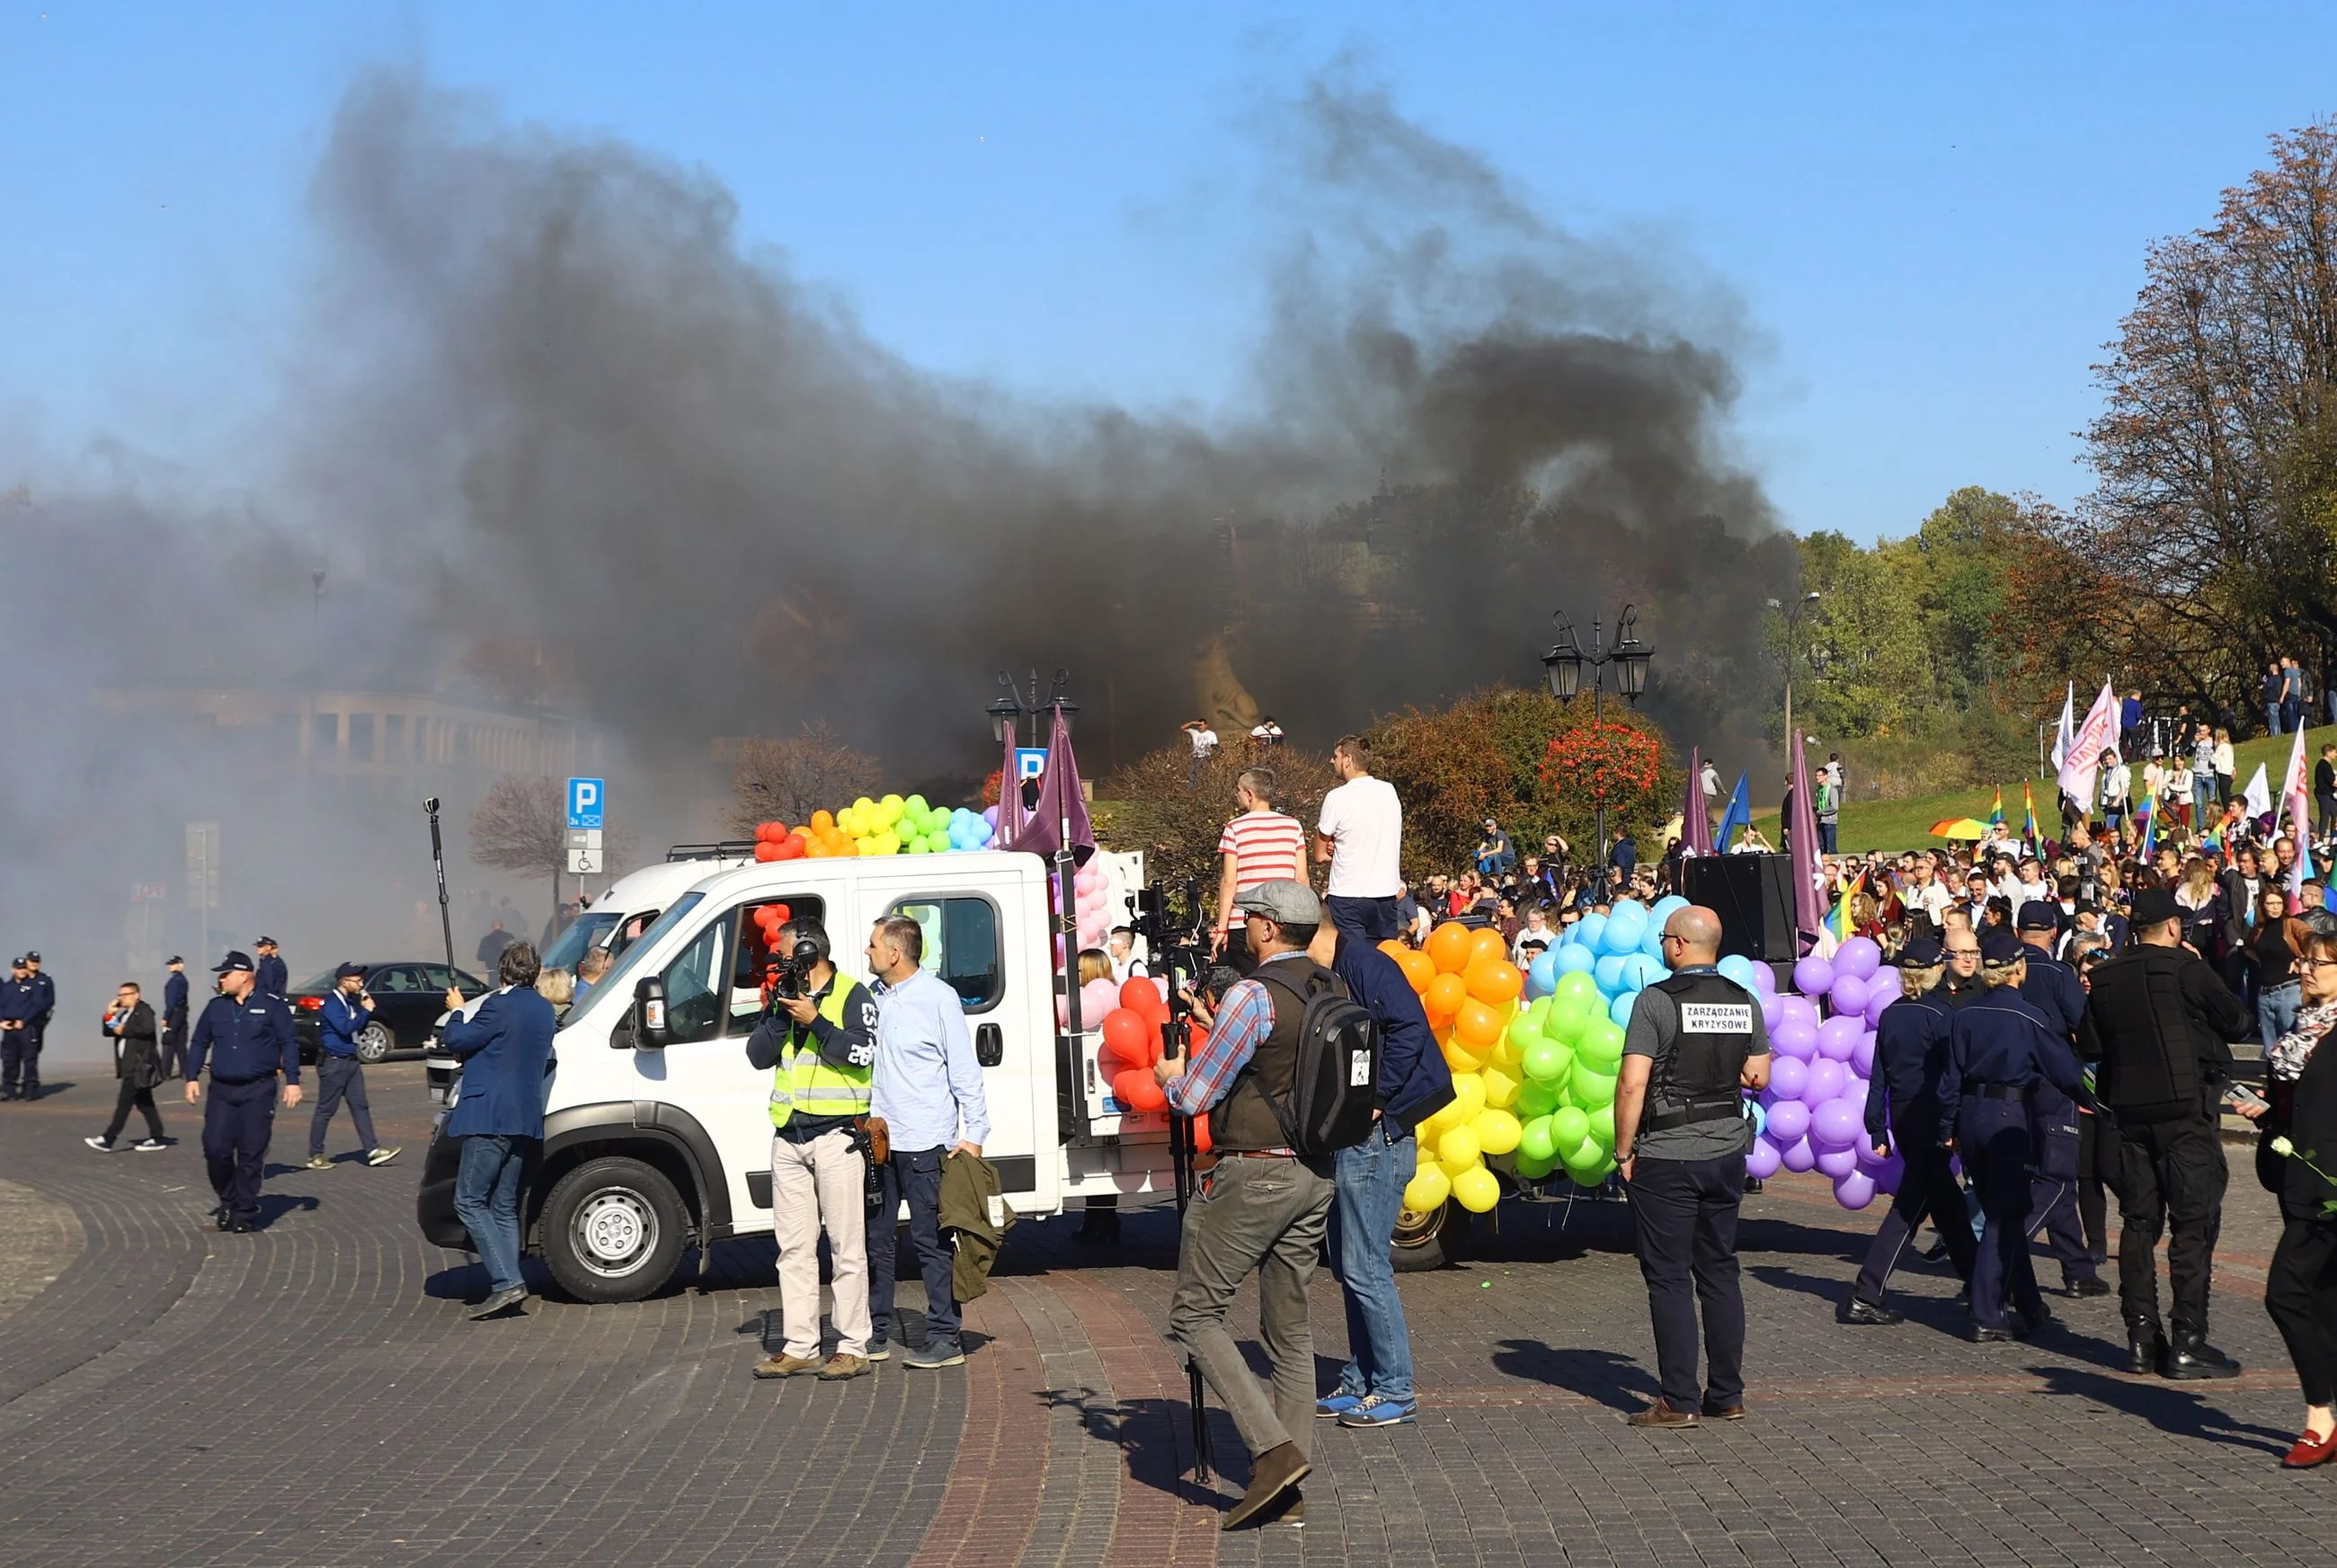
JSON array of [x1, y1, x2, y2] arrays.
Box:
[[2126, 1324, 2165, 1376], [2162, 1328, 2240, 1380]]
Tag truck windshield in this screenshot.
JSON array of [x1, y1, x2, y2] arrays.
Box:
[[542, 911, 622, 971], [587, 892, 705, 1007]]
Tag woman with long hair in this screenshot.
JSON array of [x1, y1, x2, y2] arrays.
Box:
[[2254, 888, 2303, 1050]]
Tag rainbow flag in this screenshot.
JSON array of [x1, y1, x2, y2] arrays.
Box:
[[1828, 868, 1867, 943], [2137, 792, 2156, 857], [2022, 782, 2039, 852], [1988, 786, 2004, 828]]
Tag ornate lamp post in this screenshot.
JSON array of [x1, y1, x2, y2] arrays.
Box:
[[1542, 605, 1655, 884]]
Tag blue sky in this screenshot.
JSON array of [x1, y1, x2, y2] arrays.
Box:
[[4, 2, 2333, 542]]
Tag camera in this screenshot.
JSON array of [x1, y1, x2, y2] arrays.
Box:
[[769, 938, 822, 1003]]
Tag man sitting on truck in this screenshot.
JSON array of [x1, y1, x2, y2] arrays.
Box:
[[745, 917, 882, 1384], [1156, 879, 1343, 1530]]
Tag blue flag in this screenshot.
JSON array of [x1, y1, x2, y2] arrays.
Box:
[[1715, 772, 1752, 853]]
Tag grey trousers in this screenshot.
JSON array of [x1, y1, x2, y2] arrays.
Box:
[[1167, 1153, 1335, 1464]]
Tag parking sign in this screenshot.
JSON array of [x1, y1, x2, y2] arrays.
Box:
[[566, 777, 605, 829], [1016, 749, 1047, 783]]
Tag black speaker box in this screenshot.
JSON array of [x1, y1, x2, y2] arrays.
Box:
[[1681, 854, 1798, 962]]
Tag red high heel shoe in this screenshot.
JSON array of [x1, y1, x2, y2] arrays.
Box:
[[2281, 1429, 2337, 1469]]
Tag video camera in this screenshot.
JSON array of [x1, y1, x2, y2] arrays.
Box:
[[768, 938, 822, 1003]]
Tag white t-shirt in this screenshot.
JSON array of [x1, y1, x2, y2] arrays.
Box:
[[1318, 775, 1403, 898]]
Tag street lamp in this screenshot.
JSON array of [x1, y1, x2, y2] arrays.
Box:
[[1767, 590, 1822, 744], [1542, 604, 1657, 885], [990, 667, 1078, 748]]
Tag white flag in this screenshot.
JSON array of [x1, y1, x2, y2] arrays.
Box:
[[2056, 679, 2119, 807], [2243, 762, 2271, 820], [2049, 681, 2075, 770], [2280, 722, 2313, 895]]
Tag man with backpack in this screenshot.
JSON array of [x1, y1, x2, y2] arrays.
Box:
[[1157, 879, 1378, 1530]]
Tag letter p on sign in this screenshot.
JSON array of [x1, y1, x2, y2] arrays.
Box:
[[566, 777, 605, 829]]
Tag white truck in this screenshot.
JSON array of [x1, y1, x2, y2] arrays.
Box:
[[416, 847, 1181, 1302]]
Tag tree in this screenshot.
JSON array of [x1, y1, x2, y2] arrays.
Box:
[[1095, 742, 1338, 914], [729, 722, 884, 832], [470, 775, 575, 921]]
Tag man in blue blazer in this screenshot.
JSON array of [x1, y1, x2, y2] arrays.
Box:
[[440, 942, 558, 1319]]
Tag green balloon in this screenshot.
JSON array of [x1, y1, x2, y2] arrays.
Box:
[[1563, 1159, 1607, 1190], [1515, 1080, 1559, 1118], [1519, 1115, 1558, 1163], [1555, 970, 1599, 1005], [1577, 1019, 1626, 1068], [904, 836, 930, 855], [1514, 1150, 1558, 1181], [1523, 996, 1551, 1026], [1547, 993, 1592, 1043], [1570, 1064, 1617, 1110], [1522, 1041, 1566, 1083], [1507, 1011, 1544, 1053], [1549, 1105, 1589, 1149], [906, 793, 930, 816], [1587, 1106, 1616, 1147]]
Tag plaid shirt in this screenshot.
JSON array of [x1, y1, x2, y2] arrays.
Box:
[[1164, 951, 1307, 1154]]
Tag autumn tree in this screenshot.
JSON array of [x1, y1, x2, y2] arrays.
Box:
[[729, 722, 884, 832], [1095, 742, 1338, 913], [469, 775, 600, 921]]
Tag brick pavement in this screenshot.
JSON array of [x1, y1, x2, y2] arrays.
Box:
[[3, 1066, 2335, 1567]]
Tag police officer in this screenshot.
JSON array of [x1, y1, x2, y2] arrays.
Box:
[[2013, 902, 2108, 1298], [1940, 931, 2088, 1342], [1613, 905, 1772, 1426], [2077, 887, 2253, 1378], [0, 957, 36, 1100], [253, 937, 288, 1001], [160, 955, 191, 1080], [742, 917, 881, 1382], [1843, 935, 1981, 1323], [185, 951, 302, 1232]]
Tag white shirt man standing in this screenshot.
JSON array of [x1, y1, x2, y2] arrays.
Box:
[[1316, 734, 1404, 943]]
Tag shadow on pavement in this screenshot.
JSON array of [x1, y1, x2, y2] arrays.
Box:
[[1035, 1385, 1225, 1509], [1490, 1337, 1657, 1410], [253, 1192, 320, 1227], [2030, 1364, 2294, 1453]]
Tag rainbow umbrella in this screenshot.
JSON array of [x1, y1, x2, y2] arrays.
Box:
[[1930, 818, 1990, 840]]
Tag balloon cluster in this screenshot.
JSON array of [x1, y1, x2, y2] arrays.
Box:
[[1741, 936, 1904, 1209], [749, 796, 999, 861], [1093, 978, 1211, 1148], [1069, 858, 1116, 952], [746, 900, 795, 997], [1387, 925, 1530, 1216]]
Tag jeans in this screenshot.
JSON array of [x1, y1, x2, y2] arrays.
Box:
[[1627, 1150, 1748, 1410], [453, 1133, 532, 1293], [1817, 819, 1838, 855], [2193, 778, 2216, 822], [2267, 1216, 2337, 1407], [1325, 894, 1400, 943], [2270, 702, 2287, 737], [1328, 1120, 1417, 1403], [308, 1056, 379, 1155], [2262, 980, 2303, 1052], [2118, 1117, 2226, 1336], [1168, 1154, 1335, 1465], [201, 1076, 277, 1221], [871, 1146, 959, 1351]]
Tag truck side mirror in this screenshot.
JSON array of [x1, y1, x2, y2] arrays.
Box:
[[634, 975, 670, 1050]]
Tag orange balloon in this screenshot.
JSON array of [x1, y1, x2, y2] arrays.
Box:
[[1467, 928, 1510, 970], [810, 810, 835, 832], [1191, 1112, 1213, 1154], [1454, 997, 1504, 1048], [1466, 960, 1524, 1007], [1398, 950, 1435, 994], [1425, 972, 1468, 1018], [1426, 922, 1473, 974], [1377, 938, 1409, 961]]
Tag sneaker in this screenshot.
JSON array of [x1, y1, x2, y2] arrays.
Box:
[[1316, 1392, 1367, 1420], [306, 1155, 333, 1171], [904, 1342, 967, 1369], [865, 1343, 892, 1363], [1337, 1395, 1417, 1429], [84, 1136, 116, 1152], [751, 1352, 822, 1379], [467, 1285, 527, 1319], [132, 1138, 167, 1152], [816, 1353, 874, 1381], [366, 1146, 403, 1167]]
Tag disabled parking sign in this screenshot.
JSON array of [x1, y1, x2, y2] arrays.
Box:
[[566, 777, 605, 829]]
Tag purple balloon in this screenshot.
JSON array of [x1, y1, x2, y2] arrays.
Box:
[[1835, 936, 1883, 981], [1748, 961, 1778, 997], [1872, 1151, 1906, 1194], [1829, 973, 1869, 1016], [1862, 987, 1895, 1027], [1817, 1016, 1863, 1062], [982, 805, 1000, 826], [1765, 1097, 1811, 1142], [1835, 1170, 1879, 1209], [1767, 1055, 1810, 1102], [1780, 994, 1821, 1032], [1792, 954, 1835, 997], [1772, 1020, 1818, 1061], [1805, 1058, 1848, 1105], [1815, 1146, 1860, 1178], [1851, 1032, 1877, 1077], [1761, 993, 1786, 1031], [1746, 1136, 1782, 1179], [1778, 1134, 1817, 1172], [1811, 1095, 1864, 1150]]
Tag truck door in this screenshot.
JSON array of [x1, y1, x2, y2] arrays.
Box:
[[881, 887, 1057, 1215]]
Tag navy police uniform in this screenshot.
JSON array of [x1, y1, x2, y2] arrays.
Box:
[[0, 959, 40, 1098], [253, 940, 288, 1001], [2013, 907, 2102, 1294], [187, 952, 300, 1229], [1848, 943, 1980, 1315], [161, 961, 191, 1079], [1940, 933, 2088, 1337]]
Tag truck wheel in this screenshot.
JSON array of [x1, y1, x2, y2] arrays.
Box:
[[539, 1156, 689, 1303], [1391, 1200, 1453, 1272], [354, 1023, 395, 1064]]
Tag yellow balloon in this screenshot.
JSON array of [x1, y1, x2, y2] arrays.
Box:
[[1441, 1035, 1487, 1074], [1402, 1165, 1452, 1212], [1437, 1123, 1481, 1172], [1488, 1033, 1525, 1072], [1450, 1074, 1487, 1123], [1472, 1108, 1523, 1156], [1453, 1165, 1501, 1213], [1479, 1066, 1520, 1110]]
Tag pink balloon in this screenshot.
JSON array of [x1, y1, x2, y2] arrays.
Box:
[[1815, 1147, 1859, 1178], [1079, 978, 1119, 1022], [1835, 1170, 1879, 1209], [1746, 1137, 1782, 1179], [1778, 1134, 1817, 1172]]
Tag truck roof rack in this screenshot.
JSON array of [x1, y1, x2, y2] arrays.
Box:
[[665, 841, 757, 863]]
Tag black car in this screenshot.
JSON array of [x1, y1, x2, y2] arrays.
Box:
[[289, 961, 488, 1065]]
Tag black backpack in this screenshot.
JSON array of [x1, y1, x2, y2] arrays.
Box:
[[1250, 967, 1382, 1156]]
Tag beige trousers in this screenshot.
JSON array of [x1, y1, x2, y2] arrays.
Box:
[[770, 1128, 870, 1359]]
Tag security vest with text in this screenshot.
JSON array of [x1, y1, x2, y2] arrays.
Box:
[[768, 979, 875, 1129]]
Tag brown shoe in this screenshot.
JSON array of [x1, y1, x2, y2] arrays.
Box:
[[1627, 1400, 1699, 1428], [1699, 1398, 1747, 1422], [1223, 1442, 1311, 1530], [816, 1353, 873, 1381], [751, 1352, 822, 1380]]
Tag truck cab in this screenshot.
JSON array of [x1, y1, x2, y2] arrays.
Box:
[[417, 849, 1180, 1302]]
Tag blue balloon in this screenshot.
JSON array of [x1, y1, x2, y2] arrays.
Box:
[[1622, 952, 1666, 990], [1527, 951, 1559, 999], [1748, 1098, 1768, 1137], [1555, 943, 1597, 977], [1594, 954, 1627, 996], [1649, 895, 1689, 927], [1638, 923, 1668, 961], [1575, 912, 1608, 954], [1602, 903, 1647, 955], [1609, 988, 1640, 1028], [1716, 953, 1759, 990]]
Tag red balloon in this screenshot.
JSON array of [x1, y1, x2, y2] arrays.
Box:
[[753, 841, 782, 863], [1191, 1112, 1213, 1155], [1113, 1067, 1168, 1112], [1120, 978, 1164, 1013], [1099, 1007, 1152, 1069]]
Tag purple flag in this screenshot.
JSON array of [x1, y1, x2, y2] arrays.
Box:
[[1683, 746, 1713, 857], [996, 722, 1026, 845], [1788, 732, 1824, 951], [1006, 705, 1096, 861]]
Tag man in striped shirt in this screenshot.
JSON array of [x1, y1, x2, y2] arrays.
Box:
[[1214, 768, 1310, 961]]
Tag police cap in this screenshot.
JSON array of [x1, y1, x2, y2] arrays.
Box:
[[165, 955, 184, 966], [2015, 901, 2059, 931], [213, 951, 256, 974], [1979, 930, 2025, 966], [1896, 936, 1942, 968], [23, 951, 39, 962], [2129, 889, 2181, 929]]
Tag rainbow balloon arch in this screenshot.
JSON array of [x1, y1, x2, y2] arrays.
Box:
[[748, 794, 1000, 859]]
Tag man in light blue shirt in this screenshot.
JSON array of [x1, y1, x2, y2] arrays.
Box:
[[866, 914, 991, 1369]]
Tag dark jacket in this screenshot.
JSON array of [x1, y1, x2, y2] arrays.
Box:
[[937, 1150, 1015, 1303], [441, 987, 557, 1138], [26, 972, 54, 1032], [318, 990, 371, 1059], [187, 991, 300, 1085], [107, 999, 164, 1089], [1330, 935, 1453, 1132], [2269, 1041, 2337, 1219], [1863, 979, 1972, 1145], [1940, 986, 2087, 1145], [255, 954, 288, 999], [2017, 948, 2087, 1037], [2077, 943, 2250, 1125], [162, 970, 190, 1039]]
